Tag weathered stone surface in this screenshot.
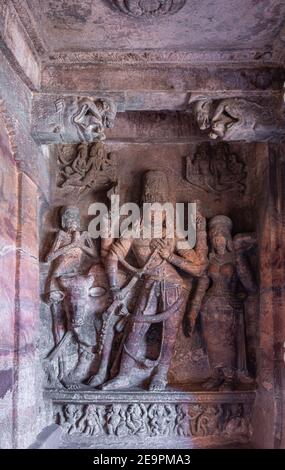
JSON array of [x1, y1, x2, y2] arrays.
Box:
[[0, 54, 45, 449], [0, 1, 40, 89], [10, 1, 285, 55]]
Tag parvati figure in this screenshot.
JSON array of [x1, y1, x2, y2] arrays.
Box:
[[189, 215, 257, 390]]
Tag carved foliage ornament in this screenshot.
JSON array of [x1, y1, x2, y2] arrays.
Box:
[[109, 0, 186, 18]]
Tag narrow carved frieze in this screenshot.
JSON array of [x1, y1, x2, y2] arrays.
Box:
[[54, 400, 252, 441]]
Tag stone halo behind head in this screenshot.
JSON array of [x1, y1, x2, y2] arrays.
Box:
[[109, 0, 187, 18]]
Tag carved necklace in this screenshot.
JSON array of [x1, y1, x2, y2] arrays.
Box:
[[209, 250, 234, 266]]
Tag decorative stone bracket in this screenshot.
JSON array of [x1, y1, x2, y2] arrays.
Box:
[[31, 95, 121, 144], [191, 96, 285, 142]]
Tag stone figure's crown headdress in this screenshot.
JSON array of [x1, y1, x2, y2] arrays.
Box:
[[209, 215, 233, 231], [141, 170, 169, 204], [61, 205, 80, 229]]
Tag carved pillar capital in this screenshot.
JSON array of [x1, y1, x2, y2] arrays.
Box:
[[32, 95, 118, 144]]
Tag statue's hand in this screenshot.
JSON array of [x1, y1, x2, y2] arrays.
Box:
[[47, 290, 65, 304], [151, 239, 172, 259], [196, 212, 206, 232], [159, 246, 172, 259], [233, 233, 257, 252], [110, 287, 123, 301]]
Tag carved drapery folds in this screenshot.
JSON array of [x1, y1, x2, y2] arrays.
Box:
[[32, 96, 117, 144], [193, 97, 284, 142], [109, 1, 186, 18]]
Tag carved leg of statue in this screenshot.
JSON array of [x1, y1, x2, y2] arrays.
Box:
[[202, 367, 224, 390], [88, 313, 119, 388], [201, 300, 238, 391], [219, 367, 236, 391], [100, 321, 150, 390], [62, 340, 93, 390], [101, 285, 158, 390], [149, 292, 186, 391], [149, 319, 176, 391]]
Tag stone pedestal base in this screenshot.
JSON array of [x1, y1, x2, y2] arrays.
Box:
[[45, 389, 255, 449]]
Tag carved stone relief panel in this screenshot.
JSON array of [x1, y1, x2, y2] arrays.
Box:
[[41, 140, 260, 393], [56, 142, 118, 195], [40, 135, 262, 447], [51, 396, 253, 443], [185, 142, 247, 195]]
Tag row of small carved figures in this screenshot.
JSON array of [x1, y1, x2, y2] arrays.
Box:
[[56, 402, 251, 439]]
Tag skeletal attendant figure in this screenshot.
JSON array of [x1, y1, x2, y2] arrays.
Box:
[[188, 215, 257, 390], [45, 206, 96, 300], [45, 206, 97, 382], [93, 170, 208, 391]]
